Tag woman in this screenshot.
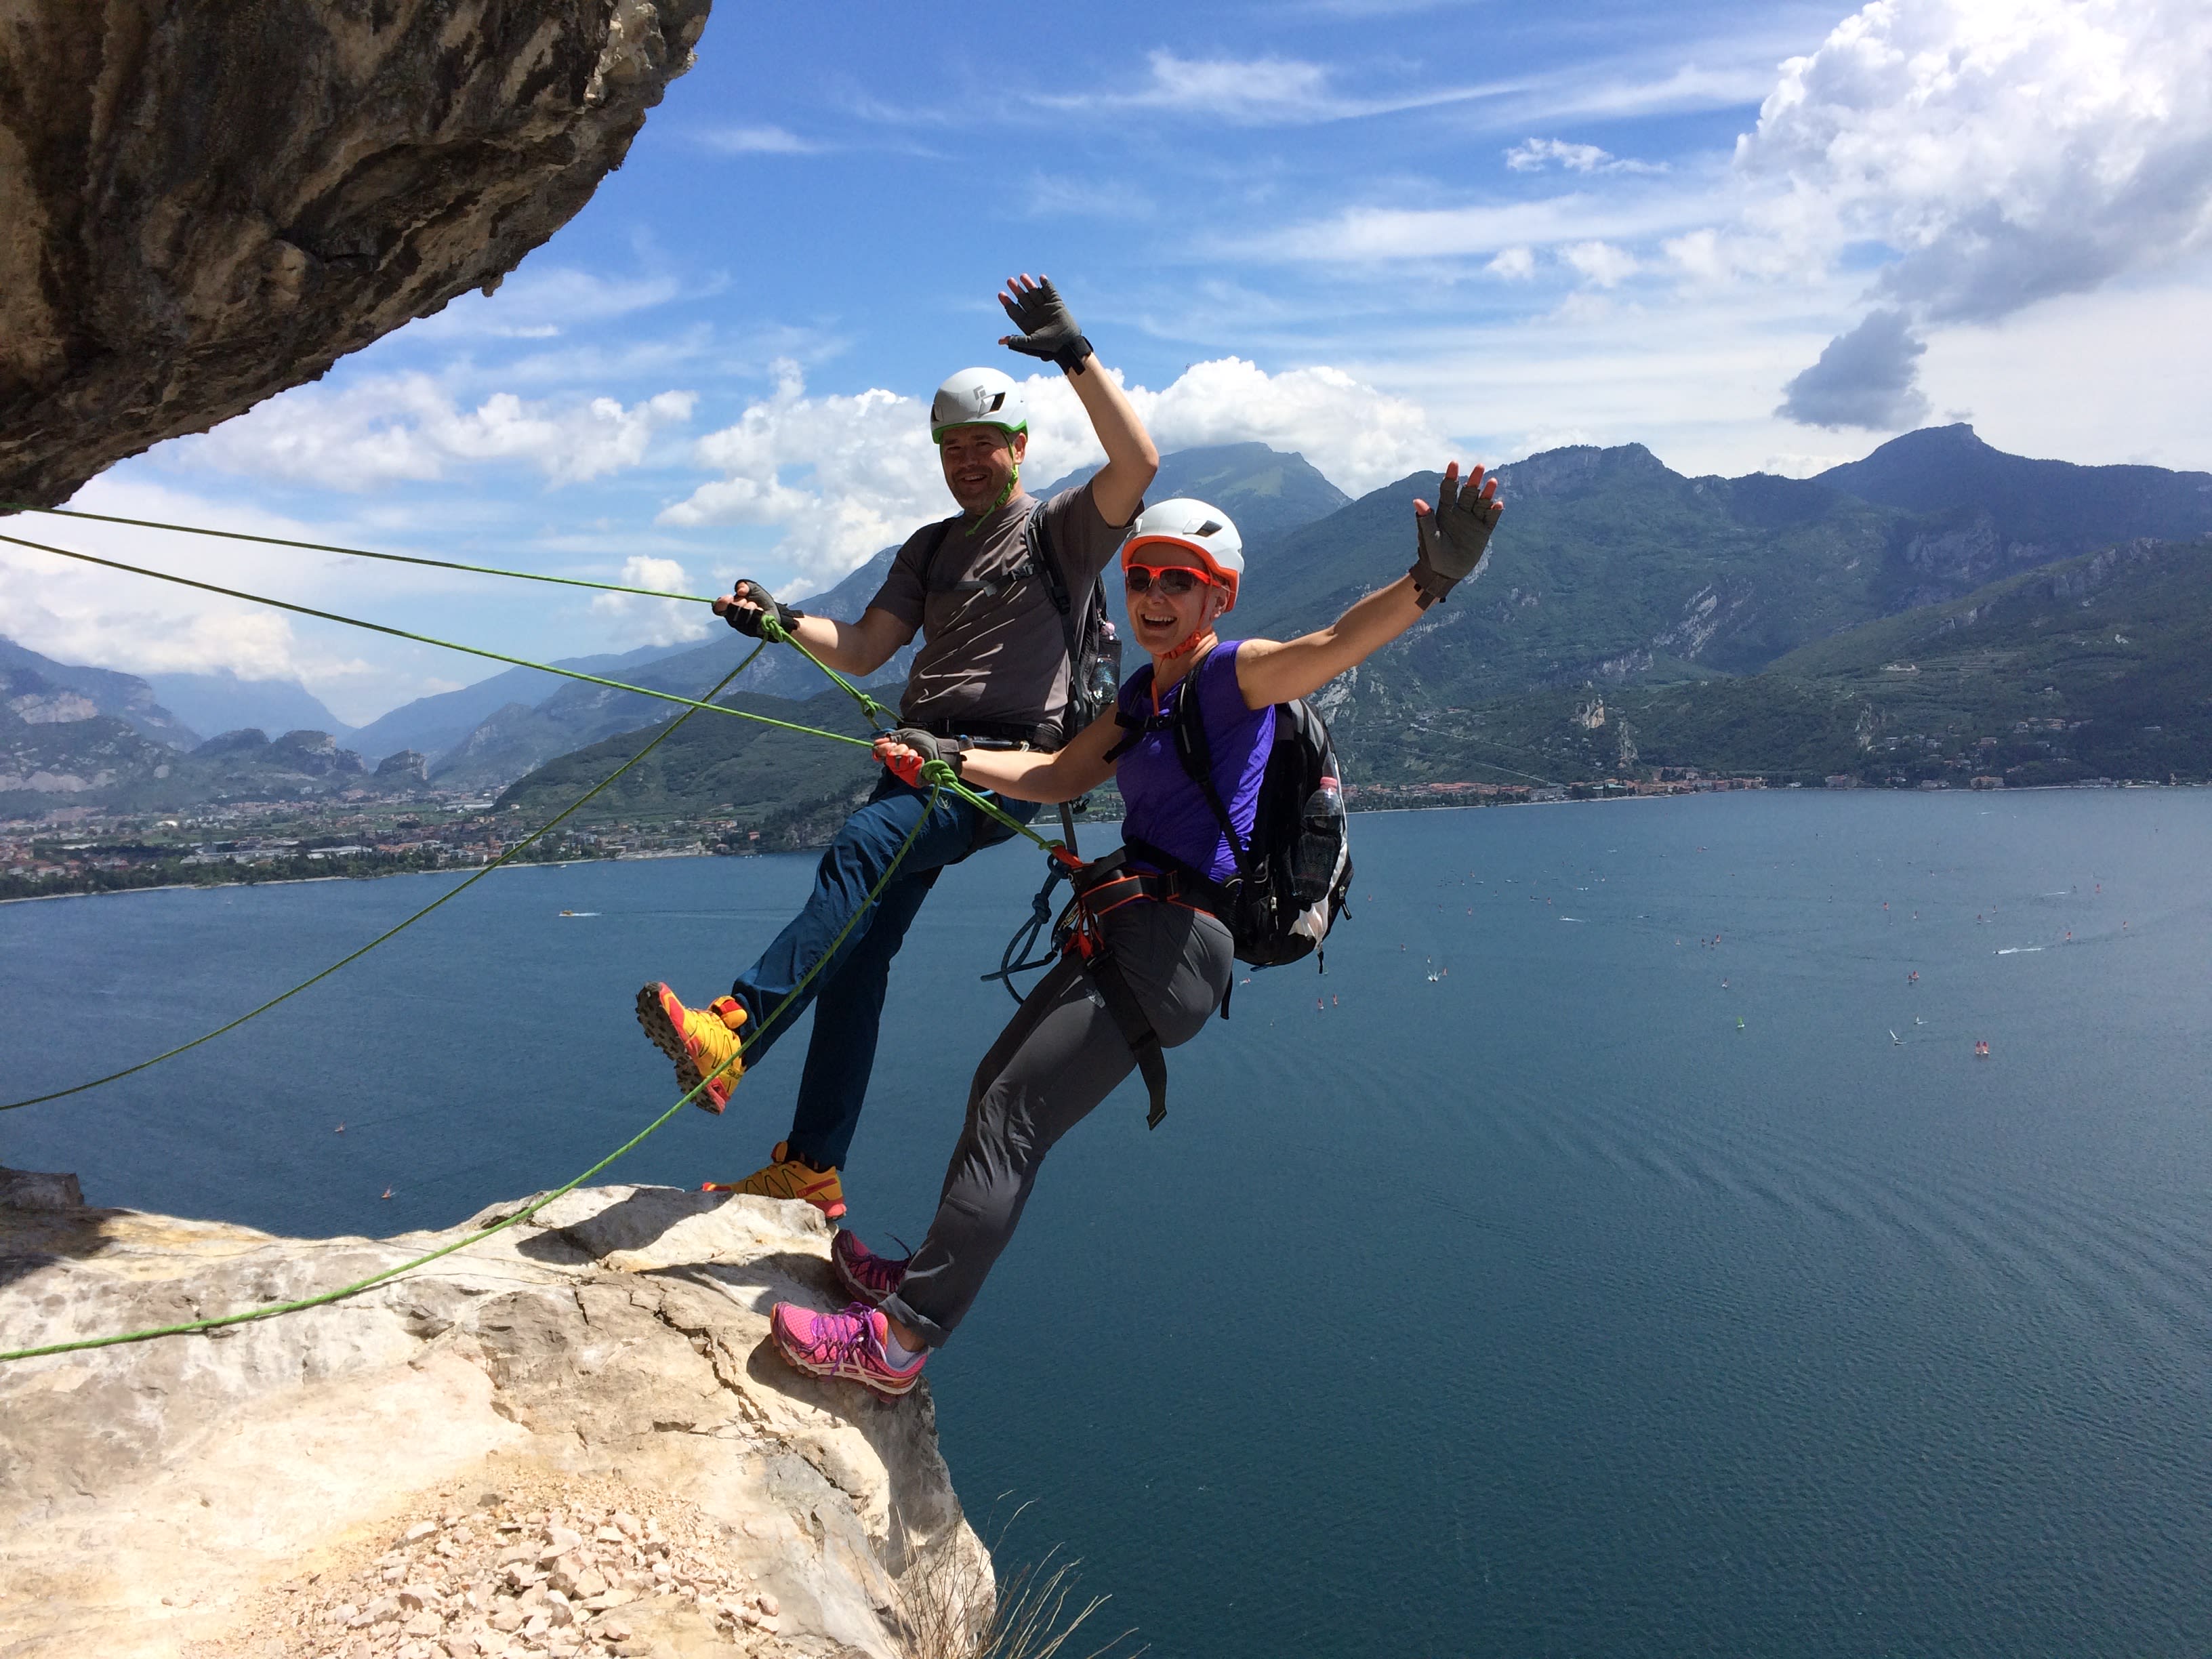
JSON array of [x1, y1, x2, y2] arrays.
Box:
[[768, 461, 1504, 1397]]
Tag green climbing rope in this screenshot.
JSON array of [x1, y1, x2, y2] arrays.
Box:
[[0, 499, 896, 724], [0, 783, 949, 1366], [0, 501, 715, 605], [0, 647, 766, 1113], [0, 499, 924, 737], [0, 530, 1055, 853], [0, 529, 876, 749], [758, 610, 890, 729]]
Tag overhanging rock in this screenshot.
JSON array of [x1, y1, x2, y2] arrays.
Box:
[[0, 0, 711, 508]]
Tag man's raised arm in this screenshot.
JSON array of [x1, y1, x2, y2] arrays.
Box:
[[999, 274, 1158, 528]]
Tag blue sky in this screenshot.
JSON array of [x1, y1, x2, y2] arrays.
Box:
[[7, 0, 2209, 724]]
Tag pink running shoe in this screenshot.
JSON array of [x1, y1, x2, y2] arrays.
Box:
[[832, 1230, 912, 1308], [769, 1300, 925, 1399]]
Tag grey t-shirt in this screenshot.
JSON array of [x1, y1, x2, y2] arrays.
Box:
[[868, 481, 1132, 735]]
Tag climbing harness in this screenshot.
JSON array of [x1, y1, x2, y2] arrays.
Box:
[[1061, 848, 1231, 1131]]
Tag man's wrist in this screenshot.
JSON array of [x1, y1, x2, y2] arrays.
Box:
[[1054, 336, 1093, 375]]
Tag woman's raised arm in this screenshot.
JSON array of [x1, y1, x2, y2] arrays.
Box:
[[1233, 462, 1502, 710]]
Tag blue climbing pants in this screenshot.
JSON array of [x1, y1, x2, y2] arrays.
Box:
[[728, 771, 1036, 1172]]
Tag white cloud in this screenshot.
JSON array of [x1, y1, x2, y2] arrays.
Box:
[[0, 546, 309, 682], [657, 356, 1451, 589], [1737, 0, 2212, 323], [695, 123, 823, 155], [1048, 50, 1340, 123], [1243, 186, 1717, 264], [656, 361, 949, 586], [1486, 246, 1536, 281], [174, 377, 698, 491], [1126, 359, 1448, 495], [590, 556, 714, 647], [1563, 241, 1640, 287], [0, 482, 339, 687], [1506, 138, 1666, 175], [1033, 48, 1539, 127], [408, 267, 693, 341], [1025, 171, 1155, 220]]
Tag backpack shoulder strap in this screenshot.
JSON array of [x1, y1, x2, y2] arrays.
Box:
[[1023, 508, 1097, 671], [1169, 647, 1253, 882], [1101, 661, 1158, 762], [916, 516, 961, 592]]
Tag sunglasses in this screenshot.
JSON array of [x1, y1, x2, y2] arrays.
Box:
[[1124, 562, 1218, 597]]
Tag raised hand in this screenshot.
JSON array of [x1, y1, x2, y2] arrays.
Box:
[[1410, 462, 1503, 607], [998, 274, 1092, 375]]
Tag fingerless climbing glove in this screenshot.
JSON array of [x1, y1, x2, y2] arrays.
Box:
[[724, 580, 806, 639], [1410, 469, 1503, 607], [878, 728, 966, 787], [999, 278, 1093, 375]]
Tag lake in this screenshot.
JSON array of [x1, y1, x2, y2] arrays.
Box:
[[5, 790, 2210, 1656]]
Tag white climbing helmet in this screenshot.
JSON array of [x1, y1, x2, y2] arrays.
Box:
[[929, 367, 1027, 443], [1122, 498, 1246, 608]]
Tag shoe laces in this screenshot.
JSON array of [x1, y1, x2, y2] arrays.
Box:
[[843, 1235, 912, 1295], [799, 1303, 882, 1368]]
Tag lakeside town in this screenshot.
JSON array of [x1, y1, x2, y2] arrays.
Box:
[[11, 765, 2181, 902]]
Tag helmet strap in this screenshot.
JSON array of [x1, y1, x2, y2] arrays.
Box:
[[1161, 625, 1218, 664], [966, 455, 1020, 533]]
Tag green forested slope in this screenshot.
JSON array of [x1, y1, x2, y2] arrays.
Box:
[[491, 685, 880, 847]]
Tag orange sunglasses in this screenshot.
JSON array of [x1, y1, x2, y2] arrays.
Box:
[[1124, 562, 1221, 596]]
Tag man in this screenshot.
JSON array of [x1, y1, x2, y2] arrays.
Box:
[[635, 274, 1158, 1220]]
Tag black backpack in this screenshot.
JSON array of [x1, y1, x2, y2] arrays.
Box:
[[1120, 646, 1354, 970]]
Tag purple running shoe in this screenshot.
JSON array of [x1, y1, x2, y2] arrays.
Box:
[[832, 1229, 912, 1308], [769, 1300, 925, 1399]]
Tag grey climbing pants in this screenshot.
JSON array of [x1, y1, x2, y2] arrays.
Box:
[[882, 897, 1234, 1348]]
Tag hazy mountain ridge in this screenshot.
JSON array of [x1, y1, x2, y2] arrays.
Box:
[[142, 669, 352, 745], [0, 684, 441, 814], [0, 638, 201, 748], [0, 652, 438, 813]]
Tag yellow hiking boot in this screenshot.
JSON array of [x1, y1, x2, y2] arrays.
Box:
[[703, 1141, 846, 1221], [635, 983, 747, 1113]]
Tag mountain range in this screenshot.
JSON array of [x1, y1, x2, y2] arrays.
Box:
[[0, 638, 433, 815], [494, 424, 2212, 819], [9, 426, 2211, 819]]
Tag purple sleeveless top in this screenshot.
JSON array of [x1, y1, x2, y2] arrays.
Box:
[[1115, 641, 1275, 884]]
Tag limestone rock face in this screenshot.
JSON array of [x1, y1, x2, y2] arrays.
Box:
[[0, 0, 712, 508], [0, 1174, 985, 1658]]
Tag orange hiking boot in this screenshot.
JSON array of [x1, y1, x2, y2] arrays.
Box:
[[703, 1141, 846, 1221], [635, 983, 747, 1113]]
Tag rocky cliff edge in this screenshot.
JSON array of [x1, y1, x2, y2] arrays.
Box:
[[0, 1172, 987, 1659]]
